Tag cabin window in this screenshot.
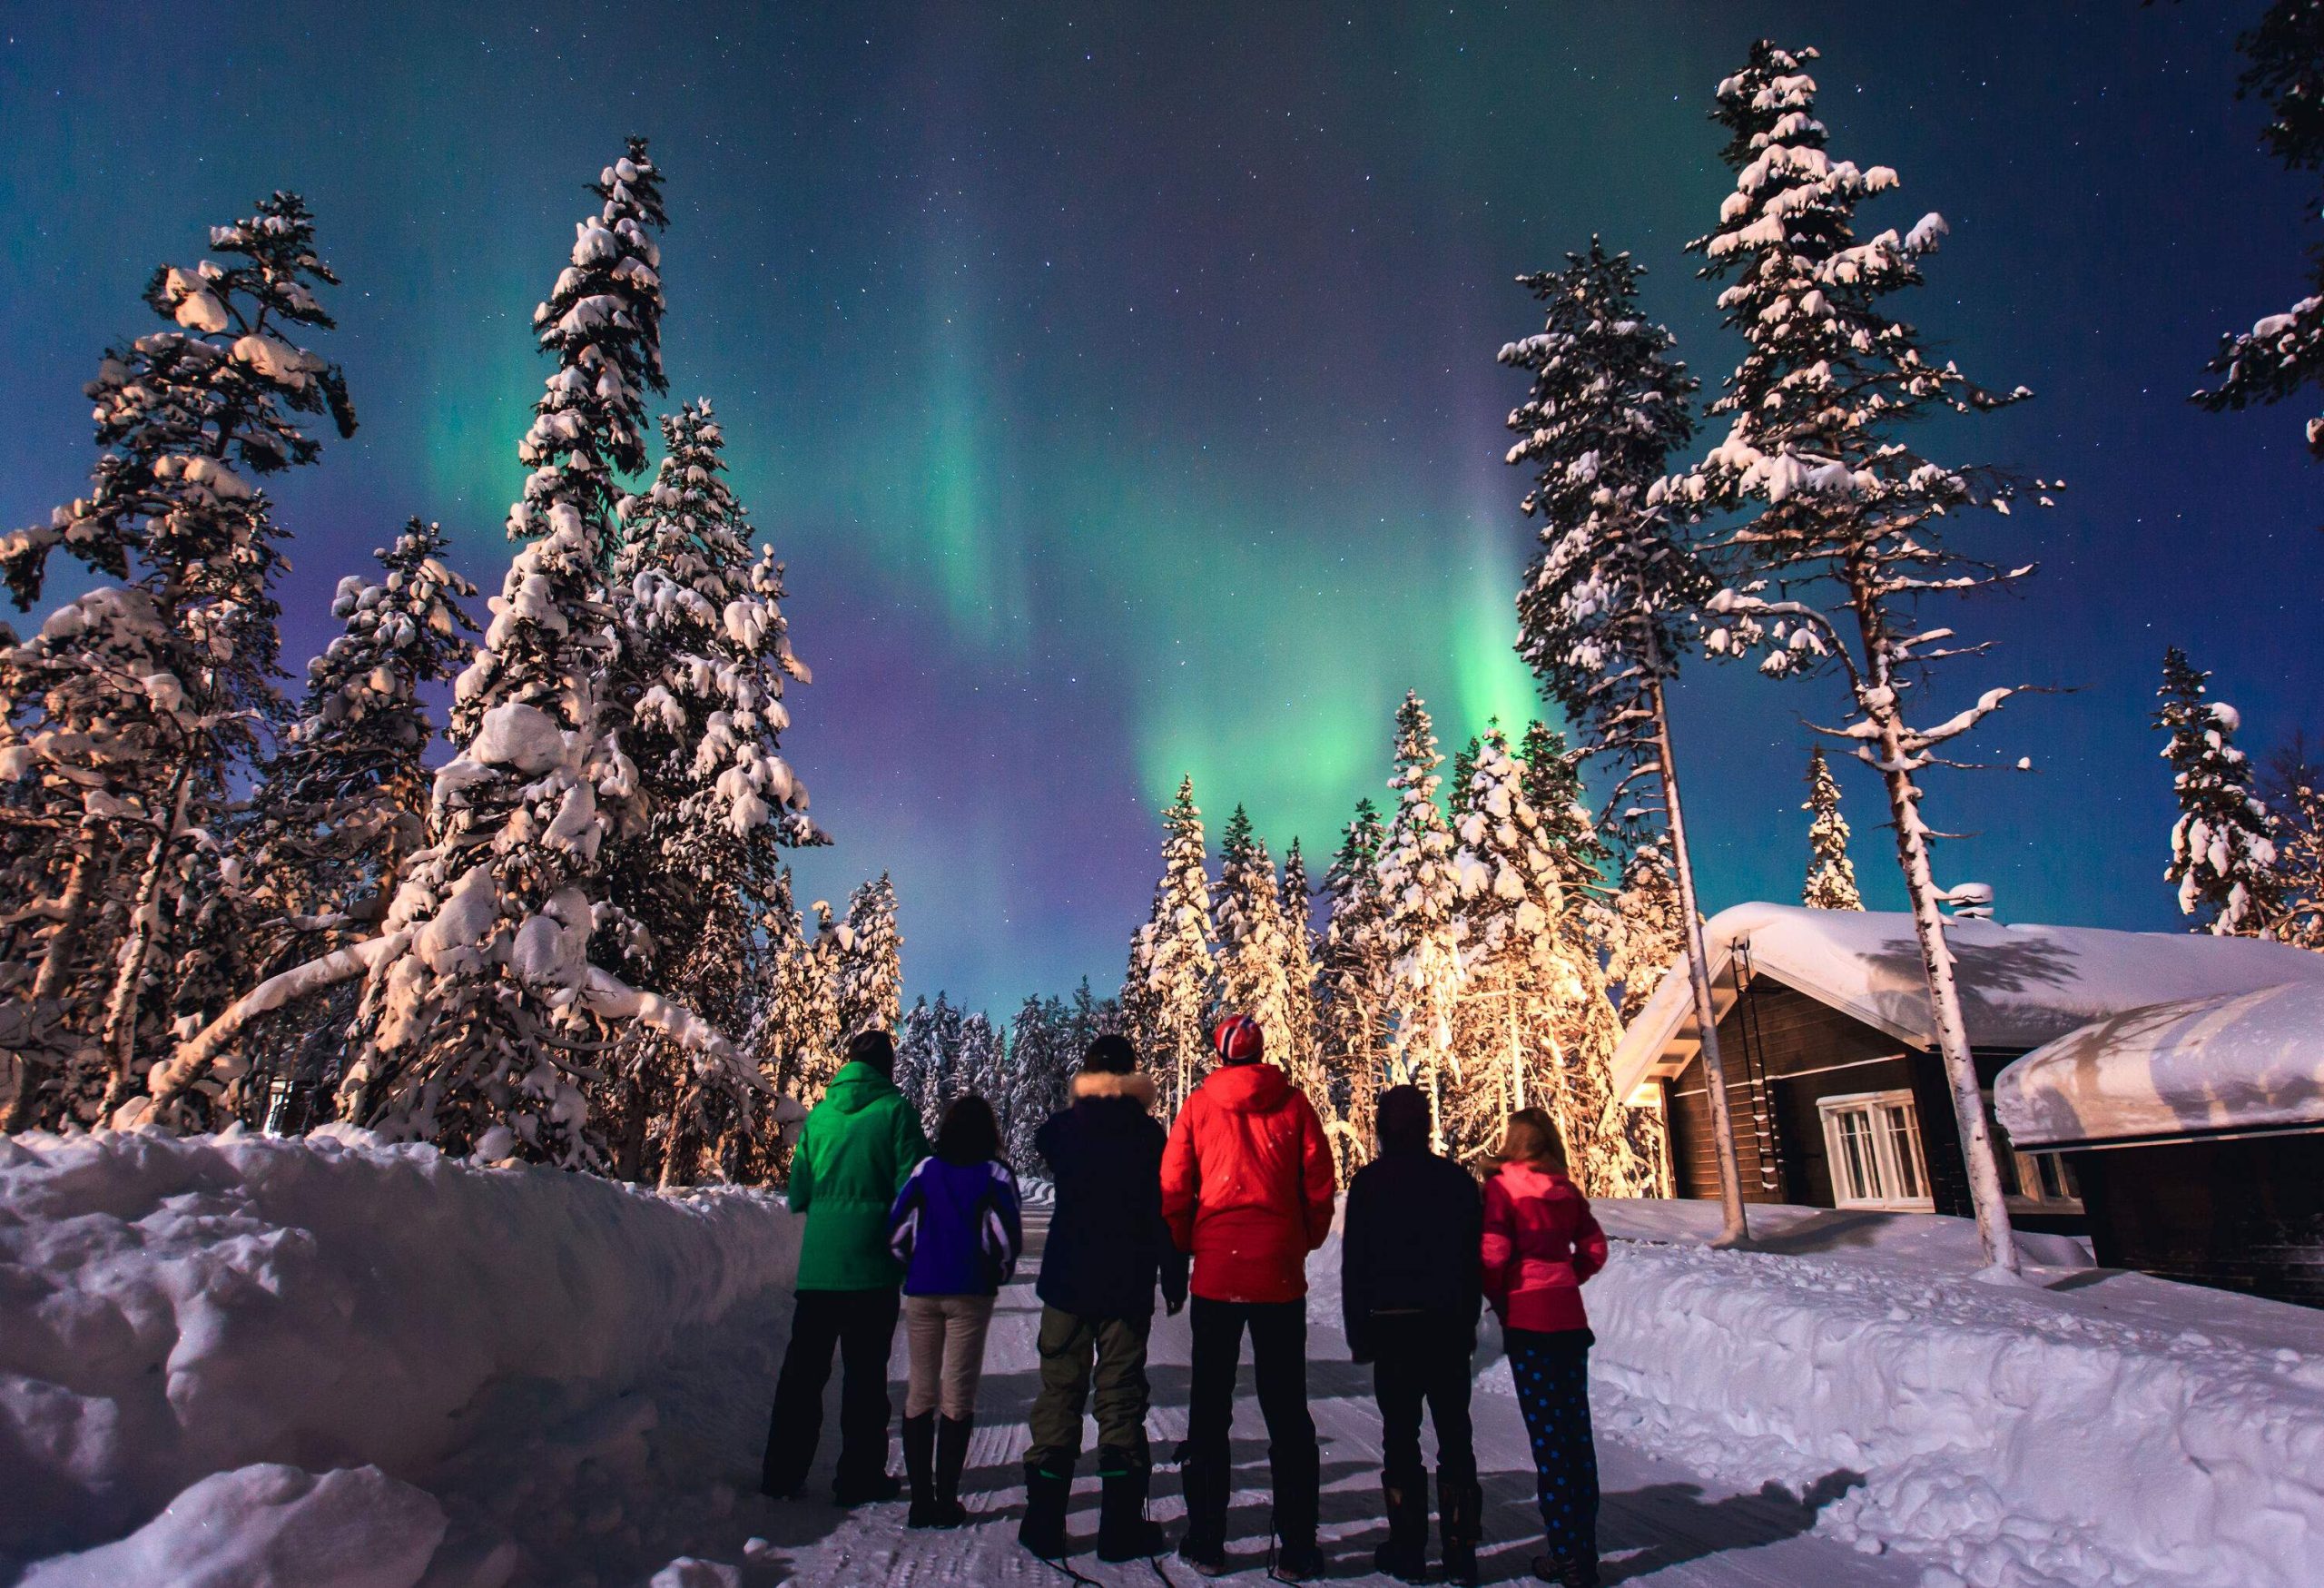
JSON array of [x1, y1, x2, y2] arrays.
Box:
[[1817, 1090, 1935, 1211], [1982, 1090, 2084, 1211]]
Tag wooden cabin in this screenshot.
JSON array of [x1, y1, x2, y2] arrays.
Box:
[[1610, 904, 2324, 1239], [1998, 981, 2324, 1307]]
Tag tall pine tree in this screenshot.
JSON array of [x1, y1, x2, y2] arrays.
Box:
[[2156, 648, 2280, 936], [1801, 746, 1864, 911], [1212, 805, 1296, 1071], [1315, 798, 1390, 1176], [1374, 693, 1467, 1150], [1680, 43, 2050, 1275], [2, 193, 357, 1129], [1277, 837, 1323, 1100], [1499, 237, 1745, 1238], [1125, 775, 1215, 1116]]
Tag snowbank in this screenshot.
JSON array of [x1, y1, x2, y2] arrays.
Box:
[[1574, 1199, 2324, 1587], [0, 1127, 801, 1583]]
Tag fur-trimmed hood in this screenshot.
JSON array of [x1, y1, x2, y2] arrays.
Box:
[[1072, 1069, 1157, 1109]]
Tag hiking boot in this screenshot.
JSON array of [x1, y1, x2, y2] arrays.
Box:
[[1177, 1450, 1228, 1574], [1096, 1465, 1167, 1562], [1375, 1467, 1428, 1582], [1019, 1459, 1072, 1560], [1437, 1469, 1482, 1586], [1531, 1552, 1601, 1588], [1273, 1537, 1328, 1580]]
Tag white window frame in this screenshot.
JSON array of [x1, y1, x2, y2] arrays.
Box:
[[1981, 1089, 2085, 1213], [1817, 1089, 1936, 1212]]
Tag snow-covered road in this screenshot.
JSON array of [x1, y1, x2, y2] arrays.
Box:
[[753, 1214, 1916, 1585]]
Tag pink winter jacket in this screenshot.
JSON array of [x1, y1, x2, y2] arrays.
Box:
[[1480, 1161, 1608, 1335]]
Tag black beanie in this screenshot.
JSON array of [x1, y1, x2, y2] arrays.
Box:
[[847, 1029, 896, 1075], [1082, 1033, 1136, 1074]]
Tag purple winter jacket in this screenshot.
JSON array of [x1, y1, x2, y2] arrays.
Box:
[[886, 1156, 1024, 1297]]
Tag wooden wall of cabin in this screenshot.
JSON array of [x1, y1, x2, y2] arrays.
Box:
[[1663, 978, 1941, 1210], [2070, 1131, 2324, 1309]]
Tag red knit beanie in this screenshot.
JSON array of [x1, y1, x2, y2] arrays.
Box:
[[1211, 1013, 1265, 1064]]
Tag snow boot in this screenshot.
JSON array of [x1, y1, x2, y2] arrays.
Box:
[[902, 1412, 941, 1527], [832, 1466, 902, 1506], [931, 1414, 973, 1526], [1019, 1459, 1073, 1560], [1095, 1457, 1167, 1562], [1176, 1449, 1229, 1576], [1269, 1442, 1325, 1581], [1374, 1465, 1429, 1582], [1531, 1552, 1601, 1588], [1437, 1470, 1482, 1587]]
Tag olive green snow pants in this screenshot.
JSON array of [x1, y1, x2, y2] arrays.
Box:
[[1024, 1307, 1153, 1475]]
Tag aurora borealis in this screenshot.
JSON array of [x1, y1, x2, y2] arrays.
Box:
[[4, 4, 2320, 1011]]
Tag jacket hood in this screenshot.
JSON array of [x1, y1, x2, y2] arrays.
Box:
[[822, 1060, 900, 1115], [1495, 1160, 1575, 1193], [1072, 1070, 1157, 1109], [1199, 1060, 1293, 1113]]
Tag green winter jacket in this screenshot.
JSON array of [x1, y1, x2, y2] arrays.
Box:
[[789, 1061, 931, 1291]]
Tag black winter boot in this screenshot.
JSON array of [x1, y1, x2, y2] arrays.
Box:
[[1019, 1459, 1073, 1560], [1269, 1442, 1325, 1581], [930, 1415, 972, 1526], [1176, 1449, 1229, 1576], [1530, 1551, 1601, 1588], [902, 1413, 940, 1527], [1437, 1470, 1482, 1586], [1096, 1465, 1167, 1562], [1374, 1465, 1429, 1582]]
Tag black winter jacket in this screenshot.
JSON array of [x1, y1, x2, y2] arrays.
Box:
[[1034, 1070, 1190, 1319], [1340, 1143, 1484, 1363]]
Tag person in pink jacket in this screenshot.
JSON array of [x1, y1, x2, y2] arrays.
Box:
[[1481, 1109, 1610, 1588]]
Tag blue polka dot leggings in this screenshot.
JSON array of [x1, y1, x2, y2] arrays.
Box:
[[1504, 1326, 1599, 1565]]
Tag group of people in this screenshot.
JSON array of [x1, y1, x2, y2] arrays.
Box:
[[760, 1015, 1610, 1587]]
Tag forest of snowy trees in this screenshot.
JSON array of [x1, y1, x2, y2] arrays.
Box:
[[0, 145, 906, 1186], [6, 16, 2324, 1215]]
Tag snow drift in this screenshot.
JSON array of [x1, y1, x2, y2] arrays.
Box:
[[0, 1127, 800, 1583], [1575, 1200, 2324, 1588]]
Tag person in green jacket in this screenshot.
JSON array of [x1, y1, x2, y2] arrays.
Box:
[[761, 1029, 932, 1504]]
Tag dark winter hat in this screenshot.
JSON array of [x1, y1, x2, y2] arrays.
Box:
[[1082, 1033, 1137, 1074], [847, 1029, 896, 1076], [1376, 1084, 1430, 1152], [1211, 1013, 1265, 1065]]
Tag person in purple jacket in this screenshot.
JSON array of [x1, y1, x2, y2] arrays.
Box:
[[885, 1093, 1025, 1527]]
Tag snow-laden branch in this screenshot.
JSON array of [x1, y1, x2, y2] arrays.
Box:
[[148, 928, 416, 1102]]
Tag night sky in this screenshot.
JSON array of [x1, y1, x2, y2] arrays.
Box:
[[3, 4, 2318, 1014]]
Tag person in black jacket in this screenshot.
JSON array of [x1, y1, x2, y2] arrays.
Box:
[[1342, 1084, 1485, 1585], [1019, 1034, 1190, 1563]]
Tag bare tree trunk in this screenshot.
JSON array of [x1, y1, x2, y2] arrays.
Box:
[[98, 764, 195, 1119], [5, 833, 103, 1130], [1645, 669, 1751, 1248], [1865, 697, 2024, 1278], [656, 1077, 694, 1191]]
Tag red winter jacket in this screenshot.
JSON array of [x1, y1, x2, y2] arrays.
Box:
[[1481, 1161, 1608, 1335], [1160, 1061, 1335, 1304]]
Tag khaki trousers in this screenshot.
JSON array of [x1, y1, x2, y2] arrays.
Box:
[[902, 1293, 997, 1420]]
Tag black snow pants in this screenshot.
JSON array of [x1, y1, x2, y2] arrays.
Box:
[[1369, 1311, 1476, 1484], [1184, 1297, 1320, 1546], [763, 1285, 902, 1495]]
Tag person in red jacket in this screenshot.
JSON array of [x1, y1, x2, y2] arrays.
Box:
[[1159, 1013, 1335, 1580], [1482, 1108, 1610, 1588]]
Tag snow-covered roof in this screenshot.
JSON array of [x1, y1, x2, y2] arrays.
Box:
[[1610, 902, 2324, 1105], [1994, 981, 2324, 1149]]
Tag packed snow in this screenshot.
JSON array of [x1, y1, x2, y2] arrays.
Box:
[[6, 1135, 2320, 1587]]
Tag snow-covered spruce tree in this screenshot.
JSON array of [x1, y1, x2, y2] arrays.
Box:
[[0, 193, 358, 1130], [2155, 648, 2280, 936], [835, 873, 902, 1040], [1801, 745, 1864, 910], [1276, 837, 1324, 1100], [1603, 835, 1683, 1024], [1499, 236, 1748, 1238], [2262, 741, 2324, 950], [1125, 775, 1216, 1116], [1212, 805, 1296, 1068], [1449, 727, 1566, 1165], [1679, 43, 2054, 1276], [1315, 797, 1391, 1177], [175, 143, 760, 1167], [227, 520, 479, 1119], [1374, 692, 1467, 1151], [2194, 3, 2324, 458], [600, 397, 821, 1180], [1063, 976, 1122, 1051], [1517, 720, 1666, 1196], [1006, 993, 1072, 1172], [956, 1009, 1006, 1123], [894, 994, 938, 1119]]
